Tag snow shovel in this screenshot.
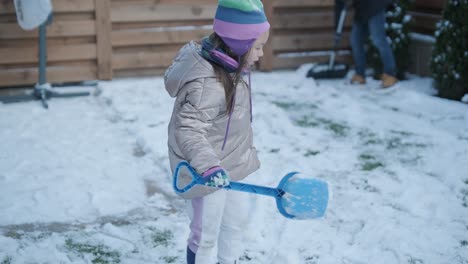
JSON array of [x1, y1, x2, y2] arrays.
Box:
[[306, 3, 350, 79], [173, 161, 329, 220]]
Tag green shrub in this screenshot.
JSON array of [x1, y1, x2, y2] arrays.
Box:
[[430, 0, 468, 100]]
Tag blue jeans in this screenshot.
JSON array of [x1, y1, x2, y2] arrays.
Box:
[[350, 10, 396, 76]]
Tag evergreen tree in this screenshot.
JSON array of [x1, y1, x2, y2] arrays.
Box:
[[430, 0, 468, 101], [367, 0, 413, 80]]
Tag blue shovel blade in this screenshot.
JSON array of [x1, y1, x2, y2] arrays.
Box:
[[277, 173, 329, 220]]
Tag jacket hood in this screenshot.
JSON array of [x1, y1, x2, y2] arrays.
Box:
[[164, 41, 216, 98]]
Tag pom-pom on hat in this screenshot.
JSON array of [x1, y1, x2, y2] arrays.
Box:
[[213, 0, 270, 56]]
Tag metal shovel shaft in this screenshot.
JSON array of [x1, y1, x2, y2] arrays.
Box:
[[328, 7, 348, 69]]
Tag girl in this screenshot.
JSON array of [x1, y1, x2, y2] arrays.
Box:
[[164, 0, 270, 263]]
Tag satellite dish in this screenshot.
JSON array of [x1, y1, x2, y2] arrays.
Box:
[[14, 0, 52, 30]]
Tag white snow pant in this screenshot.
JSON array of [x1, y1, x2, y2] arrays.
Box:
[[186, 189, 250, 264]]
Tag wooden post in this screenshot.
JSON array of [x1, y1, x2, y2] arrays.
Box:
[[259, 0, 274, 71], [95, 0, 112, 80]]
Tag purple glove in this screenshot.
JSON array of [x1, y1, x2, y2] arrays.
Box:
[[201, 166, 230, 187]]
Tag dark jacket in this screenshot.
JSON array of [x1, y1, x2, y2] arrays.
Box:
[[353, 0, 393, 22]]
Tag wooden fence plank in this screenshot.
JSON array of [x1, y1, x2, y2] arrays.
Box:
[[0, 0, 95, 15], [112, 20, 212, 30], [259, 0, 274, 71], [409, 11, 442, 33], [113, 52, 176, 70], [111, 0, 216, 5], [0, 21, 96, 39], [114, 68, 166, 78], [95, 0, 112, 80], [273, 11, 353, 29], [52, 0, 95, 12], [273, 0, 334, 8], [111, 4, 216, 22], [112, 28, 212, 47], [413, 0, 446, 10], [273, 32, 350, 52], [0, 44, 97, 64], [273, 54, 352, 69], [0, 66, 97, 87]]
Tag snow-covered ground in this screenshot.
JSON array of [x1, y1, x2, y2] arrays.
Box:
[[1, 66, 467, 264]]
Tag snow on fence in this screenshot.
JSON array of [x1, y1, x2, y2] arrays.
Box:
[[0, 0, 444, 88]]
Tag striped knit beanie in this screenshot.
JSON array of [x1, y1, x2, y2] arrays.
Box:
[[213, 0, 270, 56]]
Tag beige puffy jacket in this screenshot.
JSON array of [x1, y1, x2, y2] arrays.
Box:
[[165, 41, 260, 199]]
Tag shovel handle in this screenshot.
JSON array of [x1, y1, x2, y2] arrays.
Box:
[[226, 182, 284, 198], [173, 161, 204, 194], [173, 161, 284, 198]]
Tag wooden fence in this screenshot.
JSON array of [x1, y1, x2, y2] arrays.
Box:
[[258, 0, 353, 71], [0, 0, 447, 88], [410, 0, 446, 34], [0, 0, 100, 87]]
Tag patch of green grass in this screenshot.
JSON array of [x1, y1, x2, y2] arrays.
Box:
[[359, 129, 428, 151], [1, 256, 12, 264], [358, 129, 377, 138], [295, 116, 319, 128], [65, 239, 120, 264], [364, 184, 379, 193], [386, 137, 403, 150], [272, 101, 296, 110], [304, 254, 319, 264], [358, 129, 383, 145], [304, 150, 320, 157], [295, 116, 350, 137], [364, 138, 384, 145], [461, 189, 468, 208], [361, 161, 384, 171], [358, 154, 384, 171], [151, 229, 173, 247], [4, 230, 24, 240], [133, 144, 146, 157], [352, 179, 379, 193], [326, 122, 349, 137], [359, 154, 376, 160], [386, 137, 427, 150], [269, 148, 280, 153], [161, 256, 178, 263], [315, 118, 349, 137], [272, 101, 318, 110], [390, 130, 413, 136], [240, 253, 253, 261], [407, 256, 424, 264], [399, 155, 423, 165]]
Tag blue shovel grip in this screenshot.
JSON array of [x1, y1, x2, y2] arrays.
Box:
[[173, 161, 283, 198], [173, 161, 204, 194]]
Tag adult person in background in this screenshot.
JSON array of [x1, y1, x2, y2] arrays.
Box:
[[346, 0, 398, 89]]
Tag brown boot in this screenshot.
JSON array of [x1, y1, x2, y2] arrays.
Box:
[[350, 74, 366, 84], [381, 73, 398, 88]]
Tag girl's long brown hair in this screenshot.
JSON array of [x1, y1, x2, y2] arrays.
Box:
[[205, 33, 250, 114]]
